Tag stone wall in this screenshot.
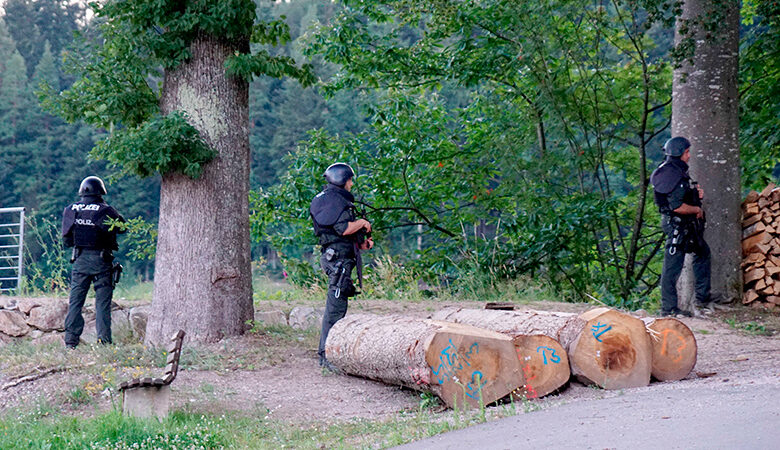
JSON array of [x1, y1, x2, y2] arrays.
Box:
[[0, 297, 142, 347], [0, 297, 322, 347]]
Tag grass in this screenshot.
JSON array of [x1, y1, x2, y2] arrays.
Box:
[[0, 320, 318, 380], [725, 317, 771, 336], [65, 386, 92, 406], [113, 281, 155, 303], [0, 267, 631, 449], [252, 273, 322, 304], [0, 397, 528, 449], [0, 408, 228, 449]]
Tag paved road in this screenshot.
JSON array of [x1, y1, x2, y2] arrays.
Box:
[[396, 383, 780, 449]]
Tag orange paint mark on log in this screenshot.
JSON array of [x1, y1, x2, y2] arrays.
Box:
[[660, 329, 686, 363]]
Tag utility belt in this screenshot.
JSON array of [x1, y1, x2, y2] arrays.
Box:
[[664, 214, 705, 255], [321, 241, 355, 259], [71, 247, 112, 262], [71, 247, 123, 287], [322, 247, 358, 298]]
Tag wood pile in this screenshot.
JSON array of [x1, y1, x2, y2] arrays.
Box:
[[326, 307, 697, 409], [741, 183, 780, 309]]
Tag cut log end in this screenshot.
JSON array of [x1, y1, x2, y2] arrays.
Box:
[[646, 318, 697, 381], [511, 335, 570, 400], [569, 310, 652, 389], [426, 321, 524, 409]]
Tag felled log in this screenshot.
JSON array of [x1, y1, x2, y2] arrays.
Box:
[[642, 318, 697, 381], [432, 307, 652, 390], [325, 314, 525, 409], [511, 334, 570, 399]]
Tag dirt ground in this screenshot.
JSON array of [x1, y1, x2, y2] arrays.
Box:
[[1, 298, 779, 426]]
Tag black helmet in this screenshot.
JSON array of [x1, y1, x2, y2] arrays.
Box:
[[663, 137, 691, 157], [323, 163, 355, 187], [78, 176, 107, 196]]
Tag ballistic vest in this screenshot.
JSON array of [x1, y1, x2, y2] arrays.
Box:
[[310, 185, 356, 252], [62, 198, 121, 250], [650, 158, 698, 217]]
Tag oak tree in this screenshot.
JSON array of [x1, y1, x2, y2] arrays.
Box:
[[45, 0, 314, 344]]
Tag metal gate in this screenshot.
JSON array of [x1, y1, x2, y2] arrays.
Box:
[[0, 207, 25, 293]]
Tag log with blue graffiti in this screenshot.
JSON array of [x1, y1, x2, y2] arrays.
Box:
[[430, 339, 487, 400]]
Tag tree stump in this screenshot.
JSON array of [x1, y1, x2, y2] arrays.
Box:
[[433, 307, 652, 390], [325, 314, 525, 409], [642, 317, 697, 381]]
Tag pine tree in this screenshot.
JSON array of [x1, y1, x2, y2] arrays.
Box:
[[0, 18, 17, 88], [3, 0, 84, 78], [0, 50, 31, 145], [31, 40, 59, 92], [3, 0, 42, 77]]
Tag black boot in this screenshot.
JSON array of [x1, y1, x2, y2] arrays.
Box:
[[660, 307, 692, 318]]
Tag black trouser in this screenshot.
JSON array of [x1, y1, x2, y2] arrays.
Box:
[[660, 218, 711, 312], [64, 249, 114, 346], [318, 253, 355, 361]]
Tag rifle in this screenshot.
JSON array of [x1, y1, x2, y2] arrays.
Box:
[[353, 197, 372, 246], [690, 181, 707, 251], [353, 196, 373, 290]]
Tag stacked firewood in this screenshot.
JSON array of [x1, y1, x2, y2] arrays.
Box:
[[741, 183, 780, 308]]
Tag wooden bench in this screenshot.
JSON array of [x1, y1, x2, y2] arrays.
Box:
[[119, 329, 185, 419]]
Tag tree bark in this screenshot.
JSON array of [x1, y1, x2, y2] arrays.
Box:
[[433, 307, 653, 390], [642, 317, 697, 381], [673, 0, 741, 308], [145, 34, 253, 345], [325, 314, 525, 409]]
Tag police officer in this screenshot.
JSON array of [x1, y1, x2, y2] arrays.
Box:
[[650, 137, 712, 317], [62, 176, 125, 348], [310, 163, 373, 370]]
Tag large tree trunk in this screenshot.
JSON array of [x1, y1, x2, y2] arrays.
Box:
[[673, 0, 741, 309], [145, 34, 253, 345], [325, 314, 525, 409], [433, 307, 653, 390]]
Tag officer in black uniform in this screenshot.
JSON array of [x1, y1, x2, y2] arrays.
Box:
[[650, 137, 712, 317], [62, 176, 125, 348], [310, 163, 373, 370]]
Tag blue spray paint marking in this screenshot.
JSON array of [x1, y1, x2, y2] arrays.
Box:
[[441, 343, 456, 365], [536, 346, 561, 364], [429, 341, 483, 390], [464, 342, 479, 359], [465, 371, 487, 399], [591, 322, 612, 342], [430, 362, 453, 384], [441, 339, 471, 368]]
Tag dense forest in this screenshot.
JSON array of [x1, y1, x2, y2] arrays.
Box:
[[0, 0, 778, 306]]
